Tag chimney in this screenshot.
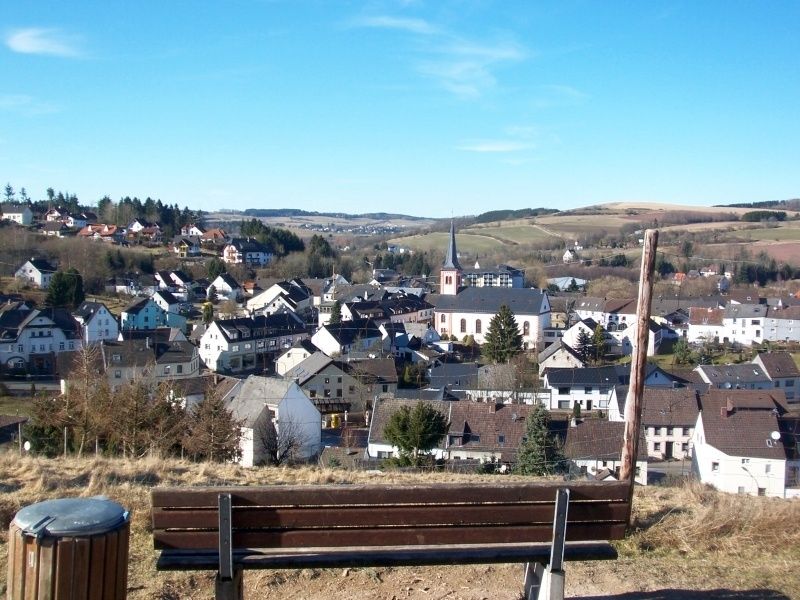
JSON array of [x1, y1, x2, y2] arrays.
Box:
[[489, 401, 498, 413]]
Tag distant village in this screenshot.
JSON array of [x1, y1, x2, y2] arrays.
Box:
[[1, 200, 800, 499]]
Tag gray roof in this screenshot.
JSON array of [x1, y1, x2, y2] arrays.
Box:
[[538, 340, 584, 364], [723, 304, 767, 319], [544, 366, 619, 387], [615, 386, 700, 427], [442, 221, 461, 270], [226, 375, 294, 427], [429, 362, 479, 389], [285, 351, 335, 386], [433, 287, 547, 315], [696, 363, 771, 386]]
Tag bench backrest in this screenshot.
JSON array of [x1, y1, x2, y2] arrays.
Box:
[[152, 481, 629, 552]]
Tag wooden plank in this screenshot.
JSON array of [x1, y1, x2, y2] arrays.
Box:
[[102, 530, 119, 600], [151, 501, 629, 530], [152, 481, 628, 508], [8, 525, 23, 600], [154, 522, 626, 550], [115, 523, 130, 600], [71, 538, 90, 599], [88, 536, 106, 600], [156, 541, 618, 571], [54, 537, 75, 600], [36, 537, 55, 600], [23, 535, 39, 600]]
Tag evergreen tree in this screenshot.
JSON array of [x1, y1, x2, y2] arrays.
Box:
[[182, 388, 242, 463], [4, 183, 14, 203], [329, 300, 342, 325], [591, 324, 608, 364], [483, 304, 523, 363], [673, 337, 694, 365], [576, 329, 592, 362], [44, 272, 70, 307], [514, 404, 565, 476], [206, 257, 227, 281], [66, 268, 85, 308], [383, 402, 449, 466], [202, 302, 214, 324]]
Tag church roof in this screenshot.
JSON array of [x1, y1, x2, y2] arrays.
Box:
[[442, 221, 461, 270]]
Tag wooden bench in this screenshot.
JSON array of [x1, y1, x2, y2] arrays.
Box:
[[151, 480, 630, 600]]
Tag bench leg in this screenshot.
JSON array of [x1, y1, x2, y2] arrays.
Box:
[[215, 567, 243, 600], [523, 488, 569, 600]]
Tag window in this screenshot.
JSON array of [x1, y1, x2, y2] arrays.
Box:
[[232, 345, 239, 351], [337, 377, 342, 383], [654, 442, 661, 451], [712, 461, 719, 472], [440, 314, 446, 323], [741, 458, 750, 464], [324, 377, 330, 384], [498, 434, 505, 444], [114, 370, 121, 378], [681, 443, 689, 453], [59, 342, 65, 351], [738, 486, 745, 495], [599, 386, 609, 394], [348, 386, 355, 394], [336, 389, 342, 397], [382, 384, 389, 393], [765, 464, 771, 474], [177, 365, 183, 374], [164, 365, 171, 374], [558, 387, 570, 395], [324, 389, 331, 398], [584, 386, 593, 394], [758, 488, 766, 497], [475, 320, 482, 334], [667, 427, 674, 436], [523, 321, 530, 336], [309, 390, 317, 398], [460, 319, 466, 333]]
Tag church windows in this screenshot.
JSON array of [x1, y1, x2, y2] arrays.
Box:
[[475, 320, 482, 334], [523, 321, 530, 336], [460, 319, 467, 333]]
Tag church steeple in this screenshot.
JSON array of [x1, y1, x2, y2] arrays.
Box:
[[440, 220, 462, 295], [442, 220, 461, 270]]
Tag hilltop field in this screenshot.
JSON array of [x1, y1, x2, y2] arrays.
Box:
[[0, 453, 798, 599]]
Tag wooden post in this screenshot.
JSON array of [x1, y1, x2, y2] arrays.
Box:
[[620, 229, 658, 507]]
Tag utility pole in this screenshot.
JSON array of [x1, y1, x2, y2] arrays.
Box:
[[620, 229, 658, 520]]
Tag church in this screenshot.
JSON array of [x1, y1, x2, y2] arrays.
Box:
[[432, 222, 551, 351]]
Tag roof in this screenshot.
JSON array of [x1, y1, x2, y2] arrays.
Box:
[[754, 352, 800, 379], [346, 358, 398, 384], [429, 362, 479, 389], [442, 221, 461, 270], [153, 290, 180, 306], [698, 390, 788, 460], [369, 397, 451, 447], [318, 319, 382, 346], [23, 257, 56, 273], [562, 420, 647, 462], [696, 363, 771, 386], [285, 351, 335, 385], [122, 297, 154, 314], [1, 203, 31, 213], [447, 402, 535, 461], [393, 387, 464, 401], [102, 338, 195, 369], [544, 366, 619, 387], [724, 303, 767, 319], [213, 312, 307, 343], [433, 287, 547, 315], [615, 386, 700, 427], [214, 273, 241, 290], [227, 375, 294, 427], [73, 301, 110, 322], [227, 237, 271, 253], [538, 340, 584, 364]]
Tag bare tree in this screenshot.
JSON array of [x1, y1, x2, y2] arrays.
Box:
[[253, 410, 308, 466]]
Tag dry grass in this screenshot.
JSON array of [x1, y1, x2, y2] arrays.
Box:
[[2, 453, 799, 599]]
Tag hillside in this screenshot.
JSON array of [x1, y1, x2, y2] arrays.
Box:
[[1, 454, 798, 599]]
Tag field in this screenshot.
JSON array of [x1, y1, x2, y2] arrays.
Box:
[[1, 454, 798, 599], [390, 231, 507, 255]]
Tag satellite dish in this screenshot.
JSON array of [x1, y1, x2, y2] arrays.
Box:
[[770, 431, 781, 441], [23, 441, 31, 452]]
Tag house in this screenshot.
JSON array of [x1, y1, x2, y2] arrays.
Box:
[[44, 207, 69, 222], [310, 319, 385, 357], [547, 277, 587, 292], [73, 301, 119, 344], [181, 223, 205, 237], [752, 352, 800, 402], [537, 341, 586, 375], [0, 305, 82, 375], [562, 419, 648, 485], [461, 264, 525, 289], [275, 339, 318, 376], [247, 279, 312, 315], [102, 337, 200, 386], [560, 318, 606, 351], [1, 203, 33, 225], [222, 238, 273, 266], [224, 376, 321, 467], [172, 236, 200, 258], [151, 290, 188, 330], [366, 398, 448, 460], [284, 352, 354, 413], [721, 304, 768, 346], [77, 224, 121, 243], [763, 306, 800, 344], [201, 228, 229, 246], [41, 222, 70, 237], [434, 223, 550, 350], [209, 273, 244, 302], [692, 389, 798, 497], [687, 306, 726, 344], [541, 366, 619, 411], [694, 363, 772, 390], [120, 297, 175, 332], [198, 312, 309, 373], [127, 218, 159, 234], [608, 386, 700, 460], [428, 361, 479, 390], [15, 258, 56, 289], [562, 248, 576, 264]]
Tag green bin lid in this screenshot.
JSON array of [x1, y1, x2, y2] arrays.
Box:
[[13, 497, 129, 538]]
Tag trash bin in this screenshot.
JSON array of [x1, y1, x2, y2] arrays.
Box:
[[6, 497, 130, 600]]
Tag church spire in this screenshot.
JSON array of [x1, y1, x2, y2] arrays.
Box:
[[442, 220, 461, 270]]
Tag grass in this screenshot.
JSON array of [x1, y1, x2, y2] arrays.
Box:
[[389, 232, 505, 255], [461, 223, 556, 245], [1, 454, 799, 599], [0, 396, 32, 417], [731, 225, 800, 241]]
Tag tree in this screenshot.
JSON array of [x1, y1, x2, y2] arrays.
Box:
[[254, 411, 308, 466], [483, 304, 524, 363], [202, 302, 214, 324], [4, 183, 14, 203], [673, 337, 694, 365], [183, 387, 242, 463], [576, 329, 592, 362], [44, 272, 71, 307], [66, 268, 85, 307], [591, 324, 608, 364], [383, 402, 449, 466], [206, 257, 227, 281], [329, 300, 342, 325], [514, 404, 565, 476]]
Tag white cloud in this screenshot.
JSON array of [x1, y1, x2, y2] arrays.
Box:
[[0, 94, 60, 115], [456, 140, 535, 153], [533, 84, 589, 108], [350, 16, 439, 35], [5, 27, 83, 58]]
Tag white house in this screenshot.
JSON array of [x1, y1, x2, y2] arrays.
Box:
[[752, 351, 800, 402], [15, 258, 56, 289], [692, 389, 798, 497], [687, 307, 725, 344], [224, 376, 321, 467], [721, 304, 767, 346], [209, 273, 244, 302], [275, 339, 319, 376], [222, 238, 273, 266], [541, 366, 619, 411], [73, 301, 119, 344], [310, 319, 385, 357], [537, 341, 586, 376], [1, 203, 33, 225], [608, 386, 700, 460], [151, 290, 188, 330], [695, 363, 772, 390], [247, 279, 312, 315], [198, 313, 308, 373], [0, 305, 82, 374]]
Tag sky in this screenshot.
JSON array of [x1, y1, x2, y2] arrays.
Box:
[[1, 1, 798, 218]]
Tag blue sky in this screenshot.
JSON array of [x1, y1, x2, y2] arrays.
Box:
[[1, 1, 798, 217]]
